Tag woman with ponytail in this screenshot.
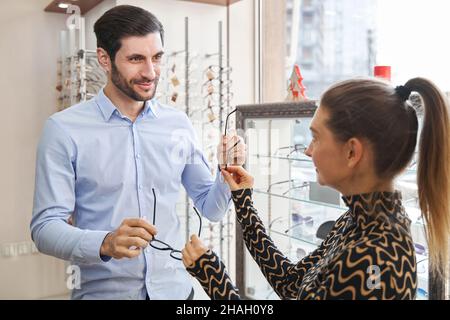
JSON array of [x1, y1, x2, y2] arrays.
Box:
[[181, 77, 450, 300]]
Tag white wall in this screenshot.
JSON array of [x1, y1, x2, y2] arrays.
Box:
[[84, 0, 116, 50], [0, 0, 70, 299]]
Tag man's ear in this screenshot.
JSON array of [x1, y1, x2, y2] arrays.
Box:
[[97, 48, 111, 73], [346, 137, 364, 168]]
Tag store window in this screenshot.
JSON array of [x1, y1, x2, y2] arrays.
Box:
[[281, 0, 450, 100]]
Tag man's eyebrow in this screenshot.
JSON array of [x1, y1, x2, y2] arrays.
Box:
[[125, 51, 165, 59], [126, 53, 146, 59]]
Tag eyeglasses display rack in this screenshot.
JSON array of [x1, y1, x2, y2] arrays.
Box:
[[156, 17, 235, 270]]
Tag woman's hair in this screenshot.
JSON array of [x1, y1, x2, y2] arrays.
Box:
[[320, 77, 450, 277]]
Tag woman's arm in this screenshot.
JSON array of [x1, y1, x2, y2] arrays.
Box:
[[231, 188, 326, 299], [182, 167, 326, 300], [186, 249, 241, 300]]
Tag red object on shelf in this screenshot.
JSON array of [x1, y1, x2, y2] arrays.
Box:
[[374, 65, 391, 81], [287, 64, 307, 101]]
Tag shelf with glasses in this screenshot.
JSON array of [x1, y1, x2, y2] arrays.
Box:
[[251, 154, 312, 163], [268, 228, 319, 247], [250, 153, 418, 175], [253, 189, 346, 210]]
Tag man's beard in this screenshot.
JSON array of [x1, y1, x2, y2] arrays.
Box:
[[111, 61, 159, 102]]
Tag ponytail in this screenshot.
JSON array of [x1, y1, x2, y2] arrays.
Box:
[[405, 77, 450, 278]]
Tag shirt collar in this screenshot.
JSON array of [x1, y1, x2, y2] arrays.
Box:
[[95, 88, 159, 122]]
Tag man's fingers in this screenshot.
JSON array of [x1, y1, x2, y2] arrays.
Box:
[[226, 140, 241, 152], [228, 151, 246, 163], [115, 246, 141, 259], [123, 248, 142, 259], [123, 218, 158, 236], [124, 236, 148, 249], [222, 134, 240, 147], [128, 227, 153, 242], [232, 143, 246, 152]]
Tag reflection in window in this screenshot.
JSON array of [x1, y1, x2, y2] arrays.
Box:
[[286, 0, 377, 99], [285, 0, 450, 99]]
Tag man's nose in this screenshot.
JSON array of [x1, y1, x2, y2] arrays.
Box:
[[141, 60, 156, 80]]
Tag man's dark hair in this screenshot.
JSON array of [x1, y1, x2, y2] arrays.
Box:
[[94, 5, 164, 61]]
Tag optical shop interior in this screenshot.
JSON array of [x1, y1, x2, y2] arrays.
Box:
[[1, 0, 450, 301]]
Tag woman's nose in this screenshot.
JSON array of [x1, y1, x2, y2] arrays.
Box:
[[304, 143, 313, 157]]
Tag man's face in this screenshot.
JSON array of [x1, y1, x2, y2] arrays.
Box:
[[110, 33, 164, 101]]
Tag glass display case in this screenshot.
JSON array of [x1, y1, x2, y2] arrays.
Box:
[[234, 101, 443, 300]]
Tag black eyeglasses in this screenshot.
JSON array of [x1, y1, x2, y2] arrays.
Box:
[[224, 108, 236, 136], [222, 109, 240, 169], [148, 188, 202, 261]]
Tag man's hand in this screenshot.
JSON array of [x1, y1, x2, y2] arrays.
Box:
[[217, 133, 246, 169], [100, 218, 157, 259], [182, 234, 209, 268]]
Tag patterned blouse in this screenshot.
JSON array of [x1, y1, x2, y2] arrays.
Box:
[[186, 188, 417, 300]]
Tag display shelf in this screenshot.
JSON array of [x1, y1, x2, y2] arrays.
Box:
[[253, 189, 346, 210]]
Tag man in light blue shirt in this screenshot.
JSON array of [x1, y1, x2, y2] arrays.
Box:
[[30, 5, 245, 300]]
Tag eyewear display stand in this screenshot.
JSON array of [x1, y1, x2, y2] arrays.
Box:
[[58, 19, 106, 110]]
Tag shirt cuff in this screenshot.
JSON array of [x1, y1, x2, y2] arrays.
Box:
[[73, 230, 111, 264]]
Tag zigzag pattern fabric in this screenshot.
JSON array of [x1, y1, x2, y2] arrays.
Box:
[[187, 188, 417, 300]]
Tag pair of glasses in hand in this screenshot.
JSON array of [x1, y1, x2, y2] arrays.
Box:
[[147, 189, 202, 260], [221, 109, 241, 169]]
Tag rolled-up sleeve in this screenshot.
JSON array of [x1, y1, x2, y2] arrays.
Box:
[[30, 118, 110, 264]]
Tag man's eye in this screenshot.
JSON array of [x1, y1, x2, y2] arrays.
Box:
[[130, 57, 142, 62]]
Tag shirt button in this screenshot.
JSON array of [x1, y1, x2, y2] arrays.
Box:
[[136, 154, 140, 159], [139, 185, 143, 190]]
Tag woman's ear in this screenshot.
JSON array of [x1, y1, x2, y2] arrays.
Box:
[[346, 137, 364, 168], [97, 48, 111, 73]]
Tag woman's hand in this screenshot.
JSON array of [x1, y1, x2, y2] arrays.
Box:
[[182, 234, 209, 268], [220, 166, 254, 191]]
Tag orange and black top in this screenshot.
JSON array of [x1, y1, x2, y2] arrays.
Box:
[[187, 188, 418, 300]]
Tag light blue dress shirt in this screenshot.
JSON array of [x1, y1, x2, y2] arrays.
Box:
[[31, 89, 231, 299]]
